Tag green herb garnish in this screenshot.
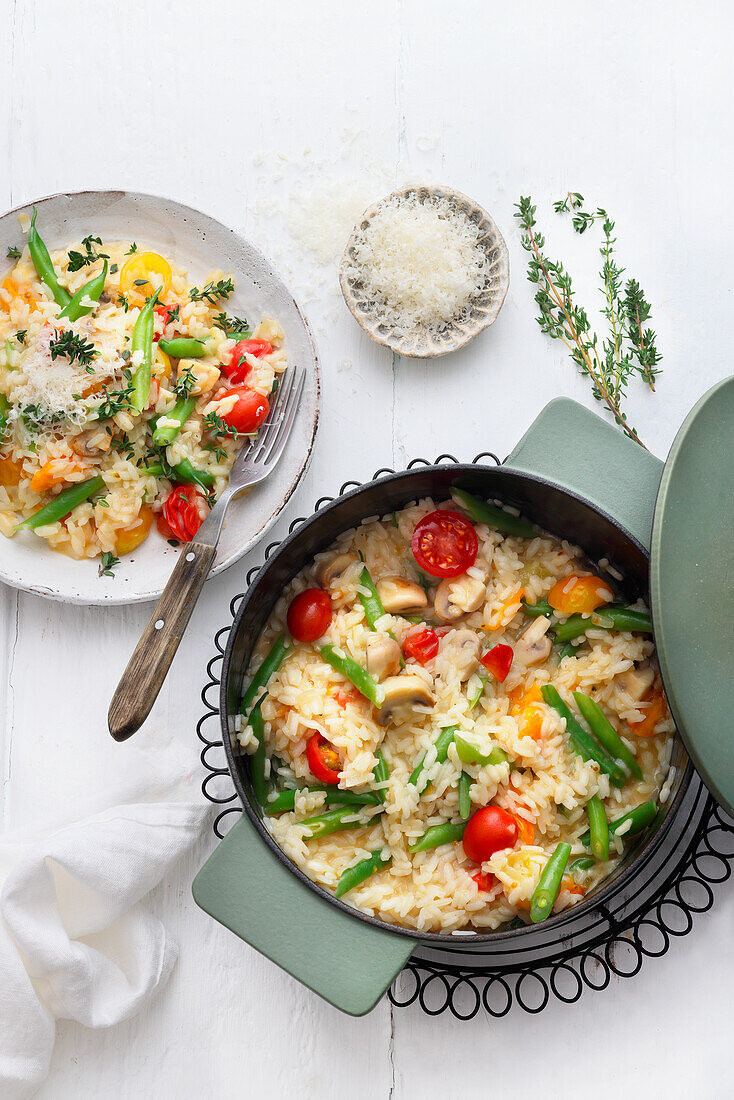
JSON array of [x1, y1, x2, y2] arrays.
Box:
[[98, 551, 119, 578], [190, 278, 235, 304]]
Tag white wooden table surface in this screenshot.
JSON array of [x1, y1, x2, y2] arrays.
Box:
[[2, 1, 733, 1096]]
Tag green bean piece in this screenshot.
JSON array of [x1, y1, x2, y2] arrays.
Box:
[[408, 820, 466, 854], [240, 633, 290, 718], [554, 607, 653, 644], [14, 475, 105, 532], [573, 691, 643, 781], [591, 608, 653, 634], [568, 856, 596, 878], [452, 487, 536, 538], [458, 771, 472, 819], [301, 804, 380, 840], [586, 795, 609, 861], [409, 725, 457, 792], [373, 749, 389, 803], [521, 598, 555, 620], [130, 288, 161, 412], [150, 396, 196, 447], [249, 704, 269, 805], [579, 801, 657, 847], [320, 645, 381, 706], [558, 641, 581, 661], [358, 565, 386, 629], [454, 733, 509, 768], [530, 842, 571, 923], [158, 337, 207, 358], [0, 394, 9, 438], [141, 459, 215, 492], [335, 850, 392, 898], [58, 259, 108, 321], [265, 786, 381, 813], [540, 685, 626, 788], [469, 668, 488, 710], [28, 208, 71, 308]]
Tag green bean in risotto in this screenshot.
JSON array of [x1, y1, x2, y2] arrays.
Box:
[[237, 490, 675, 932]]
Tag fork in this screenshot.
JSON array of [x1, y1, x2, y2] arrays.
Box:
[[108, 367, 306, 742]]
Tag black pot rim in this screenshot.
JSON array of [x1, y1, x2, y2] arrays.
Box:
[[219, 461, 693, 946]]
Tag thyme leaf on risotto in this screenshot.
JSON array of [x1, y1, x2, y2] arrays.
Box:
[[67, 235, 109, 272], [15, 330, 26, 344], [125, 242, 138, 254], [174, 363, 196, 398], [98, 551, 119, 578], [203, 410, 239, 439], [213, 311, 250, 338], [49, 328, 97, 368], [116, 294, 130, 312], [189, 278, 235, 304], [6, 245, 21, 259], [515, 194, 662, 447]]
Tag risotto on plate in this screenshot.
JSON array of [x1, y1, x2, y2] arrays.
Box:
[[237, 489, 675, 933], [0, 210, 286, 563]]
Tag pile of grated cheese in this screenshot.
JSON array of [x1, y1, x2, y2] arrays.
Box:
[[345, 193, 489, 332]]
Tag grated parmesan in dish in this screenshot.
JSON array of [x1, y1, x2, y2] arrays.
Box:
[[345, 193, 489, 332]]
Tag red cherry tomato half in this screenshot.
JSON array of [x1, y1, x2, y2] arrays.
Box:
[[480, 643, 514, 682], [222, 339, 273, 384], [411, 509, 478, 578], [462, 806, 518, 863], [470, 869, 497, 893], [402, 628, 440, 665], [306, 731, 341, 784], [287, 587, 333, 642], [217, 388, 269, 434], [157, 485, 209, 543]]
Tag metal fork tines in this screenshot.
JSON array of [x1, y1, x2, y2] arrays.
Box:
[[229, 366, 305, 489]]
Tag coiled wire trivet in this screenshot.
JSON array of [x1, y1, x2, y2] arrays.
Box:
[[197, 454, 734, 1019]]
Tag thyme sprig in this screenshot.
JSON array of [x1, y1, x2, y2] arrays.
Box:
[[190, 278, 235, 304], [68, 235, 109, 272], [49, 328, 97, 368], [515, 194, 662, 446]]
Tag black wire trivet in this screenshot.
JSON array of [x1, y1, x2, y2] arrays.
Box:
[[197, 454, 734, 1019]]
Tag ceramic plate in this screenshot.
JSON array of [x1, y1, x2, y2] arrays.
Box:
[[0, 191, 320, 605]]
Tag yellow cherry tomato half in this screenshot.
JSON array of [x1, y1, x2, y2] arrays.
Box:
[[115, 505, 154, 555], [119, 252, 172, 305], [153, 344, 172, 379], [547, 573, 614, 615], [0, 456, 23, 487]]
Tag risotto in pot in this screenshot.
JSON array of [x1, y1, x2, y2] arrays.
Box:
[[0, 210, 286, 562], [237, 488, 675, 933]]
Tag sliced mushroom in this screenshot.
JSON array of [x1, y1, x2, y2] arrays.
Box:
[[70, 427, 112, 458], [375, 575, 428, 615], [617, 665, 655, 702], [377, 674, 434, 725], [514, 616, 553, 667], [365, 634, 402, 681], [315, 552, 357, 590], [444, 627, 481, 682], [434, 574, 486, 623]]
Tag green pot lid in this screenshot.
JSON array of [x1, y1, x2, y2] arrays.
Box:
[[651, 376, 734, 815]]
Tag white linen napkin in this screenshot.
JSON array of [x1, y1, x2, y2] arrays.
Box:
[[0, 801, 208, 1100]]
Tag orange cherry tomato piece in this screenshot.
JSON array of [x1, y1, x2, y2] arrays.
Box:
[[0, 456, 23, 487], [629, 688, 667, 738], [287, 588, 333, 642], [306, 731, 341, 784], [509, 811, 535, 846], [115, 506, 154, 555], [462, 806, 518, 863], [547, 573, 614, 615]]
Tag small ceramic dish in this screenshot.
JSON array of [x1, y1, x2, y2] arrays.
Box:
[[0, 190, 320, 605], [339, 184, 509, 359]]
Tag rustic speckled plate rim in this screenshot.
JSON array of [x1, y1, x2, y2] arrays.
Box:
[[339, 183, 510, 359], [0, 189, 320, 605]]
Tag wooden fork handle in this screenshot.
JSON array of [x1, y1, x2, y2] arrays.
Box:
[[108, 540, 217, 741]]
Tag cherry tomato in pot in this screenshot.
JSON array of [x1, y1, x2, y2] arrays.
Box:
[[153, 303, 179, 340], [306, 731, 341, 784], [402, 628, 440, 665], [411, 509, 478, 578], [222, 339, 273, 384], [470, 869, 497, 893], [480, 643, 514, 682], [462, 805, 518, 863], [217, 388, 269, 434], [287, 588, 333, 642], [156, 485, 209, 543]]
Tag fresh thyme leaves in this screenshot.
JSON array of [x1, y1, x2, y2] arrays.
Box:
[[515, 194, 662, 446], [110, 263, 119, 275], [94, 372, 134, 419], [126, 242, 138, 254], [190, 278, 235, 304], [49, 328, 97, 367], [21, 404, 65, 433], [116, 293, 130, 312], [164, 303, 180, 324], [98, 550, 120, 578], [174, 363, 196, 398], [15, 330, 26, 344], [6, 245, 21, 259], [67, 235, 109, 272], [213, 311, 250, 338], [110, 433, 136, 460], [203, 410, 239, 439]]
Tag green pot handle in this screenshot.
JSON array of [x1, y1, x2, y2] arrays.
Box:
[[193, 817, 413, 1016], [504, 398, 663, 552]]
